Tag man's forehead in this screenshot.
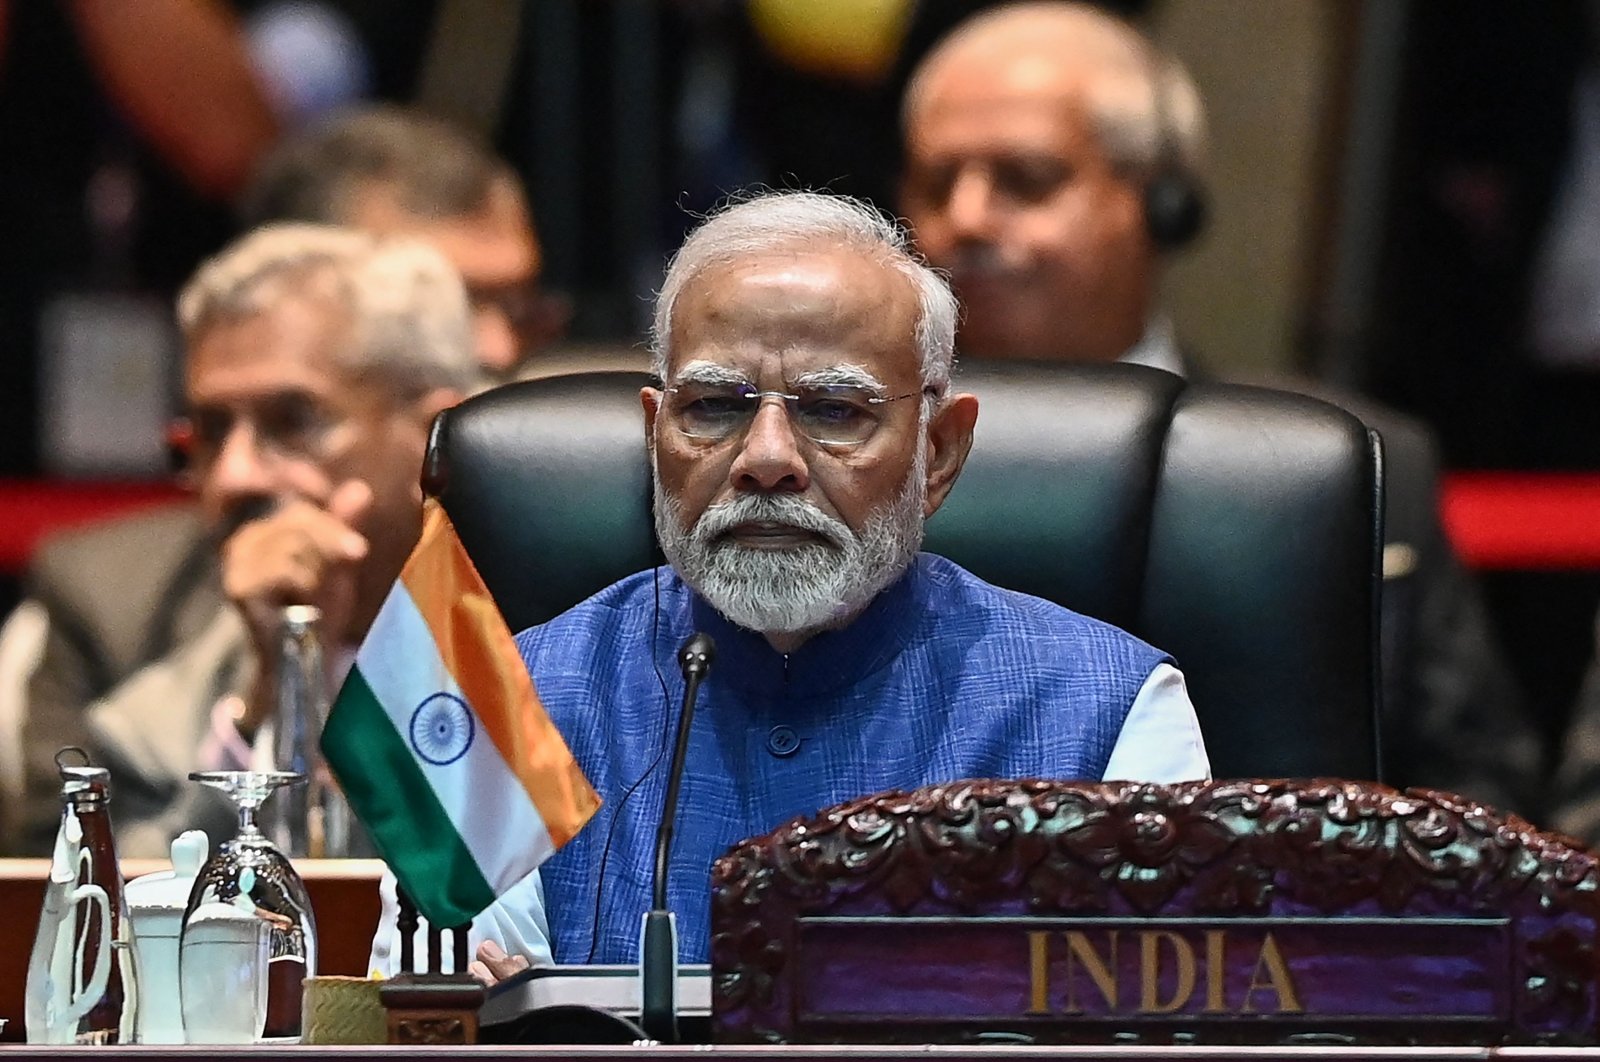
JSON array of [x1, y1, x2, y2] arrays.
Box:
[[910, 28, 1150, 133], [668, 246, 922, 378], [185, 297, 354, 398], [678, 246, 913, 319], [915, 4, 1146, 97], [915, 59, 1101, 130]]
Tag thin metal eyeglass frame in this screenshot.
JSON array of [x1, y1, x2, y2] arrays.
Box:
[[662, 384, 938, 446]]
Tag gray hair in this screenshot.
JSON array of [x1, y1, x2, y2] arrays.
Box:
[[905, 1, 1206, 178], [177, 223, 476, 394], [651, 191, 958, 390], [240, 104, 510, 227]]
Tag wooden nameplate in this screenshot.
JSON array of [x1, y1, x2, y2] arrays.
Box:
[[710, 779, 1600, 1046]]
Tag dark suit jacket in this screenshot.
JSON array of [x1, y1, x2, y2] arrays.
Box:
[[1208, 367, 1539, 814], [1062, 346, 1537, 813], [13, 503, 245, 857], [1549, 635, 1600, 842]]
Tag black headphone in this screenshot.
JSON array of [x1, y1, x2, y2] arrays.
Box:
[[1140, 47, 1208, 251]]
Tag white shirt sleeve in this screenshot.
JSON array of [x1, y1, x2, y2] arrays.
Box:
[[370, 866, 553, 976], [1101, 662, 1211, 783]]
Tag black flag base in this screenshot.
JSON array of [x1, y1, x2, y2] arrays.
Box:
[[381, 887, 486, 1045]]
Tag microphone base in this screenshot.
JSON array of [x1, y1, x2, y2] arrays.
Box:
[[639, 909, 678, 1043]]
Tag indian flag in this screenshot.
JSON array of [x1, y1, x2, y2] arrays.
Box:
[[322, 498, 600, 927]]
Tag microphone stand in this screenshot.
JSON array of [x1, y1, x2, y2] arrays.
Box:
[[640, 633, 715, 1043]]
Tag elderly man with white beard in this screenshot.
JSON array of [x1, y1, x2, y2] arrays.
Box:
[[372, 189, 1209, 982]]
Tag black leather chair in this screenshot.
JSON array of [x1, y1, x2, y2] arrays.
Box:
[[422, 362, 1383, 780]]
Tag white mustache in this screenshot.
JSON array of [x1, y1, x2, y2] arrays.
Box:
[[693, 493, 850, 550]]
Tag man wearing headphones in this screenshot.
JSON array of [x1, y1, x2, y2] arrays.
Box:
[[901, 1, 1204, 371], [898, 1, 1539, 814]]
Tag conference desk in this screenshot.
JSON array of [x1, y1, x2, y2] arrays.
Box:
[[3, 852, 1600, 1057], [0, 858, 383, 1044], [0, 1046, 1598, 1060]]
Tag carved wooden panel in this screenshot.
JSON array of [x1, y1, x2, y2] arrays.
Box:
[[710, 780, 1600, 1046], [379, 975, 484, 1046]]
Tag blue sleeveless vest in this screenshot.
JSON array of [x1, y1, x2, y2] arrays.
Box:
[[516, 554, 1168, 964]]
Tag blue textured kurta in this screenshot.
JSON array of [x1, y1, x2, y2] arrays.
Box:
[[514, 553, 1168, 964]]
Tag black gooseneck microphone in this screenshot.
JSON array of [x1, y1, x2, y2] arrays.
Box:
[[639, 631, 716, 1043]]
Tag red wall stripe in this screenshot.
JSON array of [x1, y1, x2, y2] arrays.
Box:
[[2, 473, 1600, 575], [0, 479, 187, 572]]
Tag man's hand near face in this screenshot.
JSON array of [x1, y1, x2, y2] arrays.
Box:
[[223, 479, 373, 738]]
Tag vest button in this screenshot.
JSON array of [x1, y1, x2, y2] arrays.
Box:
[[765, 725, 800, 757]]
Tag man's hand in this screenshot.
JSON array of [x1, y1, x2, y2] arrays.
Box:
[[224, 480, 372, 736], [469, 939, 530, 987]]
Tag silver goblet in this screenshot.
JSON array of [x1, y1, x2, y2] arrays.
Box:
[[181, 771, 318, 1042]]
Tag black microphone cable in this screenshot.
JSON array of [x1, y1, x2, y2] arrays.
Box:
[[584, 562, 676, 964]]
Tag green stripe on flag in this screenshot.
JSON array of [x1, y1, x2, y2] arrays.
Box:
[[323, 667, 496, 926]]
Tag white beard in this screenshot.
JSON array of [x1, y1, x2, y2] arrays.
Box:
[[654, 445, 928, 638]]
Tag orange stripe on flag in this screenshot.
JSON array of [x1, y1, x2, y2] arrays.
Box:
[[400, 500, 600, 846]]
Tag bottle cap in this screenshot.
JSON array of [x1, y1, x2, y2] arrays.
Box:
[[55, 747, 109, 796]]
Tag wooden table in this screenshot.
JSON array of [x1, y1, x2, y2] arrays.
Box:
[[0, 1045, 1594, 1060], [0, 857, 383, 1043]]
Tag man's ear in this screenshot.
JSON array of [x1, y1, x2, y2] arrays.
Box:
[[641, 386, 662, 454], [923, 392, 979, 518]]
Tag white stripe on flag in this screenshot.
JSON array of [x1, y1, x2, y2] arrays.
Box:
[[356, 586, 557, 895]]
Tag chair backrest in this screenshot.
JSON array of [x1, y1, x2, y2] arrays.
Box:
[[422, 362, 1383, 780]]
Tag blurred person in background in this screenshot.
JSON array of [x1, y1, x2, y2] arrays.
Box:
[[0, 103, 595, 852], [10, 226, 475, 857], [243, 104, 573, 383], [1504, 2, 1600, 847], [0, 0, 279, 848], [898, 0, 1540, 815], [0, 0, 278, 197], [0, 0, 280, 476]]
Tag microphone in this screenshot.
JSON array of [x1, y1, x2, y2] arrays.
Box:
[[639, 632, 715, 1043]]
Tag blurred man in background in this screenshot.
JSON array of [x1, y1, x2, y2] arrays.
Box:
[[898, 0, 1540, 813], [0, 106, 604, 853], [0, 0, 281, 477], [244, 104, 567, 383], [11, 227, 475, 857]]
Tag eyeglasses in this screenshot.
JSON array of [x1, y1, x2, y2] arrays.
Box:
[[169, 392, 353, 471], [663, 382, 935, 446]]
